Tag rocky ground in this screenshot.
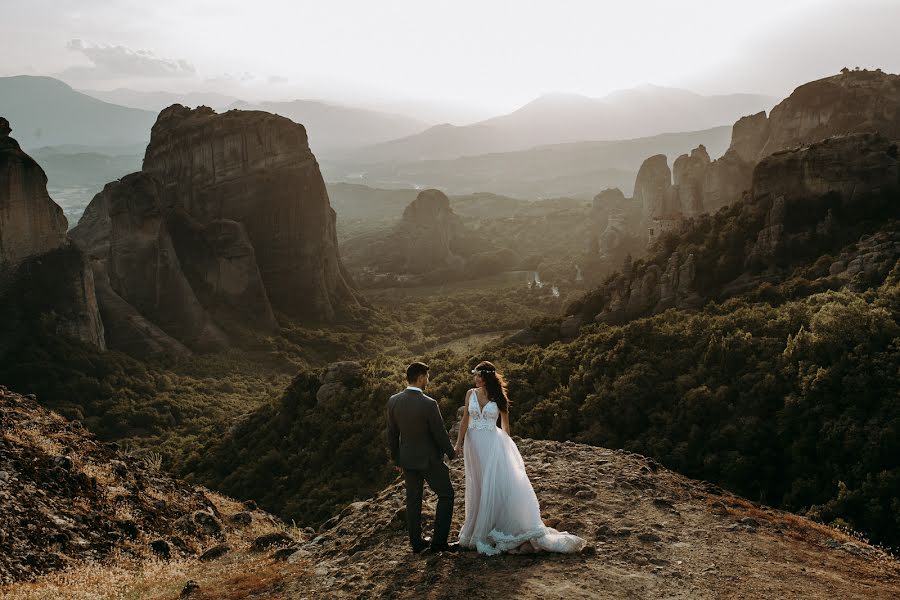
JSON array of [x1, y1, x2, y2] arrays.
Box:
[[0, 387, 287, 588], [270, 438, 899, 599], [2, 390, 898, 599]]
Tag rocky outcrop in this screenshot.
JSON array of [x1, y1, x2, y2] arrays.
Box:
[[68, 182, 113, 258], [758, 69, 900, 159], [358, 189, 468, 277], [0, 117, 67, 267], [549, 133, 900, 331], [0, 119, 104, 352], [68, 104, 361, 354], [598, 212, 628, 257], [394, 189, 464, 273], [625, 69, 900, 230], [104, 173, 228, 352], [315, 361, 363, 406], [730, 111, 770, 162], [264, 439, 899, 599], [672, 145, 711, 217], [0, 387, 289, 584], [699, 149, 755, 214], [167, 214, 277, 331], [89, 259, 190, 358], [592, 187, 626, 210], [141, 104, 358, 321], [633, 155, 678, 219], [746, 196, 786, 266], [751, 132, 900, 203]]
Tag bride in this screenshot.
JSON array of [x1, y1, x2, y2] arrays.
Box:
[[454, 361, 586, 555]]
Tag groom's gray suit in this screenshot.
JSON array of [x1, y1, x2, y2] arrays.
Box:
[[386, 387, 456, 550]]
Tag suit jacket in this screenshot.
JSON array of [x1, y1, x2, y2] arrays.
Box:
[[386, 388, 456, 470]]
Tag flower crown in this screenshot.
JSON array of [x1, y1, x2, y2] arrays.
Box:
[[471, 367, 496, 375]]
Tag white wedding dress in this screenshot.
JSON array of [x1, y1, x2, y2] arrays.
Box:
[[457, 389, 586, 555]]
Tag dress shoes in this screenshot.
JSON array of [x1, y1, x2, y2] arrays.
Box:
[[429, 541, 460, 553]]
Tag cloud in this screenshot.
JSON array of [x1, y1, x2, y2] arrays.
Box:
[[62, 39, 196, 78], [204, 71, 257, 85], [268, 75, 289, 84]]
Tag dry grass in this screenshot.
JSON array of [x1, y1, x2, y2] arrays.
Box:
[[0, 507, 304, 600], [0, 550, 308, 600]]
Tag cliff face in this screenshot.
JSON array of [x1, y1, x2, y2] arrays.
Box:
[[751, 131, 900, 202], [0, 117, 67, 267], [67, 181, 112, 258], [625, 70, 900, 230], [68, 104, 361, 355], [105, 172, 228, 352], [141, 104, 358, 321], [0, 118, 104, 352], [548, 133, 900, 332], [633, 154, 677, 219], [672, 145, 711, 217], [394, 189, 464, 273], [730, 111, 770, 162], [759, 69, 900, 159], [167, 215, 278, 330]]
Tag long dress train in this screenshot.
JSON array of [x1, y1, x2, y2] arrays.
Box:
[[457, 389, 586, 555]]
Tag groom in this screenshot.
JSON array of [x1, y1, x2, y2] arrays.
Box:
[[386, 362, 459, 553]]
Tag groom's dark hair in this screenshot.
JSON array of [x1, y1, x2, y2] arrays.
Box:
[[406, 361, 430, 383]]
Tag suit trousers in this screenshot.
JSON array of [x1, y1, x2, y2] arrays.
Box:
[[403, 461, 454, 548]]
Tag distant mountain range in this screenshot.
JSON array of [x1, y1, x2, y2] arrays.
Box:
[[77, 88, 242, 112], [0, 76, 156, 149], [345, 86, 776, 163], [324, 126, 733, 198], [225, 99, 431, 154]]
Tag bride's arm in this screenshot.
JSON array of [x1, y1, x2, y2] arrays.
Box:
[[500, 410, 510, 435], [454, 401, 469, 454]]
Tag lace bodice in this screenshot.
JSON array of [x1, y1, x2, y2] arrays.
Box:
[[467, 389, 500, 430]]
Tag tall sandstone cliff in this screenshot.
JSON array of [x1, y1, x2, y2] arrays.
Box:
[[141, 104, 358, 321], [630, 69, 900, 228], [70, 105, 358, 356], [538, 132, 900, 338], [0, 118, 104, 354], [0, 117, 67, 267]]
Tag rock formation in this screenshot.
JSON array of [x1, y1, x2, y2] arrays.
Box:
[[0, 117, 67, 267], [355, 188, 469, 277], [625, 69, 900, 233], [141, 104, 358, 321], [0, 387, 293, 584], [104, 173, 228, 352], [89, 259, 190, 358], [67, 181, 113, 258], [252, 439, 899, 598], [633, 155, 677, 219], [751, 132, 900, 203], [393, 189, 464, 273], [758, 69, 900, 159], [550, 133, 900, 331], [672, 145, 711, 216], [0, 118, 105, 352], [167, 214, 277, 331], [315, 361, 363, 406], [729, 111, 770, 162], [698, 148, 755, 214], [68, 104, 362, 355]]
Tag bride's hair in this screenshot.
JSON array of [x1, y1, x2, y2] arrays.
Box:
[[473, 360, 511, 413]]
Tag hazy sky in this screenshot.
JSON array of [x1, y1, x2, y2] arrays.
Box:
[[3, 0, 899, 120]]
